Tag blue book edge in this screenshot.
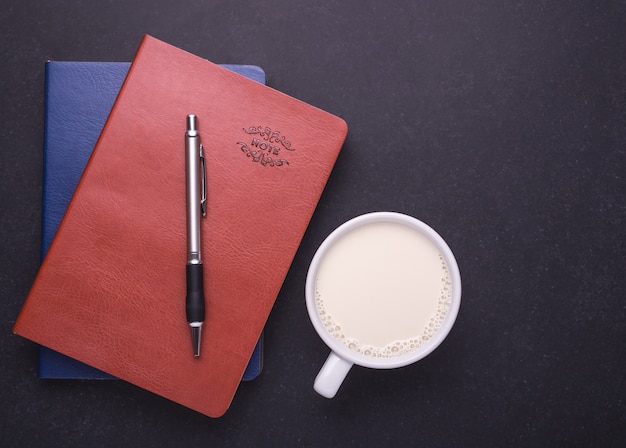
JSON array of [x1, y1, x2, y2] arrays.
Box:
[[39, 61, 264, 381]]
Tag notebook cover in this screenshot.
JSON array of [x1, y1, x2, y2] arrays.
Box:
[[14, 35, 347, 417], [39, 61, 264, 381]]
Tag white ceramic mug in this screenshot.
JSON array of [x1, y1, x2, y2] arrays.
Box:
[[305, 212, 462, 398]]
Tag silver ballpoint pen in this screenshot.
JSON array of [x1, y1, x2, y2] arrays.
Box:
[[185, 114, 206, 357]]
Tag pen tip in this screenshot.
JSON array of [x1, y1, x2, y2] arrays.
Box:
[[190, 323, 202, 357]]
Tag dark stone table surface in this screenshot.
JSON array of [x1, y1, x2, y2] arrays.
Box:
[[1, 1, 624, 446]]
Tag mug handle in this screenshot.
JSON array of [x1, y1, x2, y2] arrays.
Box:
[[314, 351, 353, 398]]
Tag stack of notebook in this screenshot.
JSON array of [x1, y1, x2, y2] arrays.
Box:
[[14, 35, 347, 418]]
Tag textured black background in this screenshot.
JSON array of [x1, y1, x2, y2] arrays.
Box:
[[1, 1, 624, 446]]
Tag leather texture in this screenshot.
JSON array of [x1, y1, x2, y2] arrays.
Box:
[[15, 36, 347, 418], [39, 61, 128, 379], [39, 61, 265, 381]]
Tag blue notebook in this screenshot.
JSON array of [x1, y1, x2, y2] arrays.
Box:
[[39, 61, 264, 381]]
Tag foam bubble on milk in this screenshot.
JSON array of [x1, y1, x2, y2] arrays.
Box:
[[315, 254, 452, 358]]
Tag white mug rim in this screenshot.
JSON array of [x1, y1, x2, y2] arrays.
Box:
[[305, 212, 462, 369]]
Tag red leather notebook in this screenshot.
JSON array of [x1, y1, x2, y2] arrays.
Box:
[[14, 35, 347, 417]]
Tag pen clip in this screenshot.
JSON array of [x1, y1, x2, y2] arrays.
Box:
[[200, 143, 207, 217]]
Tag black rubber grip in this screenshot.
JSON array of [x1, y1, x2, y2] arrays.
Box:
[[186, 263, 206, 323]]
